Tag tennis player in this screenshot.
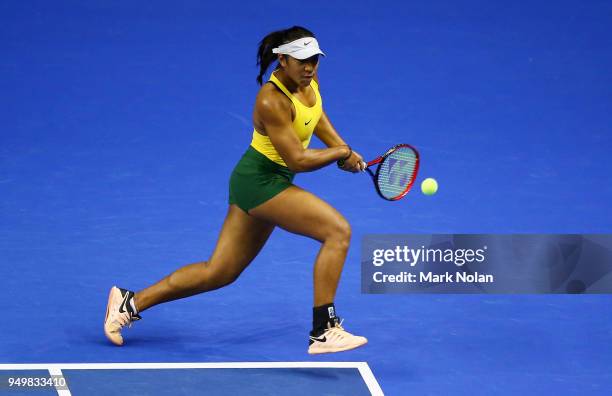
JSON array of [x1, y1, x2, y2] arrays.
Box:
[[104, 26, 367, 354]]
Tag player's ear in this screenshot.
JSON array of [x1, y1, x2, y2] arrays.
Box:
[[278, 54, 287, 68]]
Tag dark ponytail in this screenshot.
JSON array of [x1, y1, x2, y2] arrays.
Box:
[[256, 26, 316, 85]]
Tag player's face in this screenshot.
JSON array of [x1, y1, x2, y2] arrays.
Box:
[[281, 55, 319, 87]]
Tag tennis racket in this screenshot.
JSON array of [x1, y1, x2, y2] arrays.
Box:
[[340, 144, 420, 201]]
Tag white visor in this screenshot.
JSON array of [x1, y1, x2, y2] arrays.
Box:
[[272, 37, 325, 60]]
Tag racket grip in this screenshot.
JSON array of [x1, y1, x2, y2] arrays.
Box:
[[337, 160, 367, 171]]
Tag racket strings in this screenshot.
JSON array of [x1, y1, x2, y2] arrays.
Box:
[[377, 148, 418, 199]]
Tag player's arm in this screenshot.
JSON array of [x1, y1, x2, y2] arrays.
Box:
[[314, 110, 348, 148], [257, 91, 349, 173], [312, 74, 365, 172]]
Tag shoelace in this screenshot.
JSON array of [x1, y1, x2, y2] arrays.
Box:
[[325, 319, 347, 340], [114, 305, 140, 328]]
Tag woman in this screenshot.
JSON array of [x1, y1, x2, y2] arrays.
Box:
[[104, 26, 367, 354]]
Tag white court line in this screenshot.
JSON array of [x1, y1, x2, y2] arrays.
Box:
[[1, 362, 383, 395], [357, 362, 384, 396], [47, 368, 72, 396], [2, 362, 365, 370]]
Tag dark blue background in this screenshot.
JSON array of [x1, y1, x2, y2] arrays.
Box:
[[1, 1, 611, 394]]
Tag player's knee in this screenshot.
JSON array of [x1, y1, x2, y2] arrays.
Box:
[[206, 263, 240, 288], [217, 273, 239, 288], [327, 218, 351, 248], [340, 220, 352, 242]]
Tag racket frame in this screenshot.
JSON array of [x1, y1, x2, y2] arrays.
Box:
[[365, 143, 420, 201]]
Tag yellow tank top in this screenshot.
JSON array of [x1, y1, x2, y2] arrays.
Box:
[[250, 72, 323, 167]]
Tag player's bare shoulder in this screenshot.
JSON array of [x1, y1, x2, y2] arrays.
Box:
[[253, 82, 293, 131], [255, 83, 291, 114]]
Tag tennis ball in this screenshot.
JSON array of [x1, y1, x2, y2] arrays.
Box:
[[421, 178, 438, 195]]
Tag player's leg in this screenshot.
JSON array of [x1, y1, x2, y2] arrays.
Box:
[[249, 185, 367, 354], [134, 205, 275, 311], [250, 186, 347, 306], [104, 205, 275, 345]]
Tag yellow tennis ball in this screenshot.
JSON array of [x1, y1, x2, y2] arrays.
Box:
[[421, 178, 438, 195]]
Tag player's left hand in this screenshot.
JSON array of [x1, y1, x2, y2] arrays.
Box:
[[340, 150, 366, 173]]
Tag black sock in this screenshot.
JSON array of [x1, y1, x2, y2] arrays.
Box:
[[312, 303, 339, 336], [119, 288, 140, 318]]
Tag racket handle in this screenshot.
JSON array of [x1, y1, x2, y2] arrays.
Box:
[[337, 159, 368, 171]]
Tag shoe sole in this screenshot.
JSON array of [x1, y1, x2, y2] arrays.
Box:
[[308, 339, 368, 355], [104, 286, 123, 346]]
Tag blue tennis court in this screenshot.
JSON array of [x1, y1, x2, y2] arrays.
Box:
[[0, 363, 381, 395], [1, 1, 611, 395]]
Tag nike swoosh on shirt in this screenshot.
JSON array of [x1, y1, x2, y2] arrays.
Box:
[[305, 119, 312, 125]]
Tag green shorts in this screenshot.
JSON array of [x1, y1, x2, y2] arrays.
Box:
[[229, 146, 296, 213]]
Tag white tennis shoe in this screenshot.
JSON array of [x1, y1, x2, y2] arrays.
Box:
[[308, 320, 367, 354], [104, 286, 141, 346]]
